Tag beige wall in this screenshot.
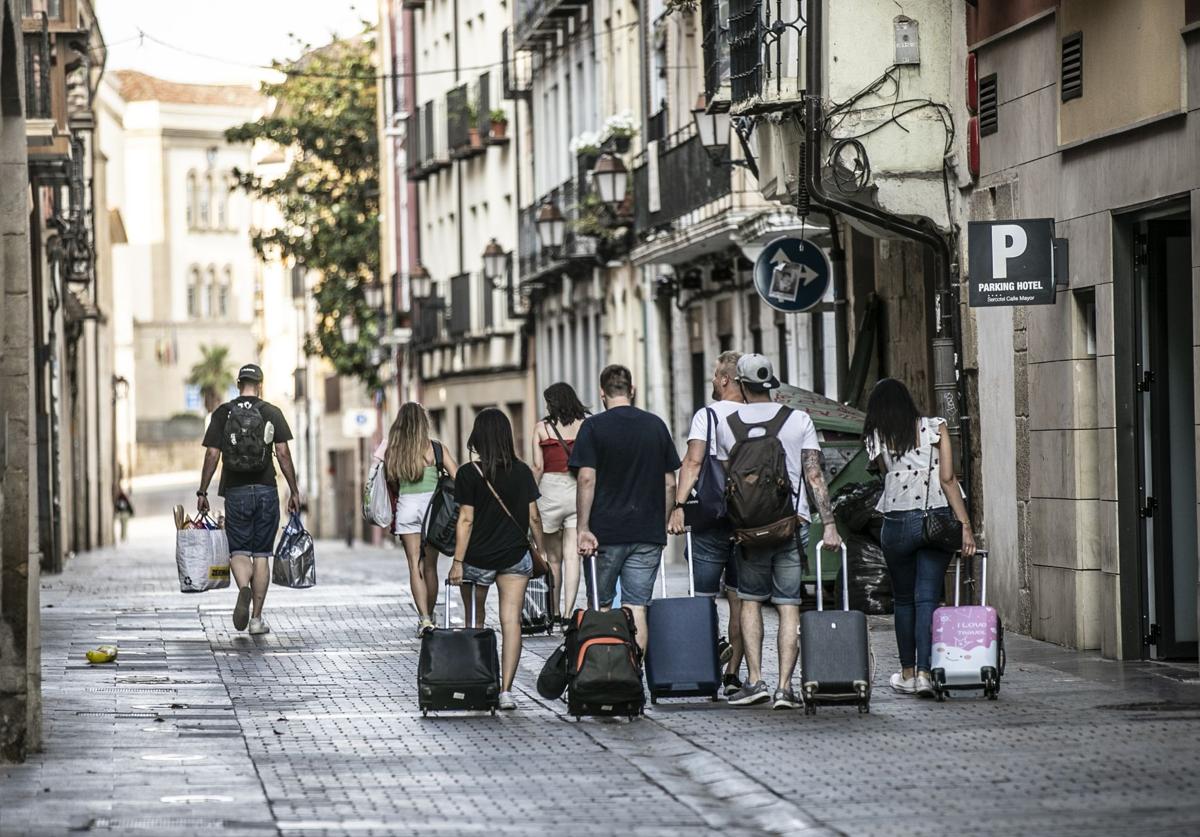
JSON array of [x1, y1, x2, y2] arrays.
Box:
[[1059, 0, 1187, 147]]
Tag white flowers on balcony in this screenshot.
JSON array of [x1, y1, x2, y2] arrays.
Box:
[[569, 130, 604, 156], [602, 111, 637, 140]]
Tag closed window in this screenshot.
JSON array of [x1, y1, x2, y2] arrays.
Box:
[[186, 171, 197, 228]]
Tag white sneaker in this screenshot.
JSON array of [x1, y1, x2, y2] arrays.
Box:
[[890, 672, 917, 694], [915, 672, 935, 697], [498, 691, 516, 710], [248, 618, 271, 636]]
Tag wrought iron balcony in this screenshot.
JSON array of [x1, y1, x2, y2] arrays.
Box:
[[22, 24, 52, 120], [702, 0, 731, 108], [632, 129, 731, 237], [517, 178, 598, 282], [729, 0, 806, 113], [501, 28, 532, 100]]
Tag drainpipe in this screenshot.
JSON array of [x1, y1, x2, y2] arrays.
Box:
[[803, 0, 972, 514]]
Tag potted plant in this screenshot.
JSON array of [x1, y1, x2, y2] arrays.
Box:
[[489, 108, 508, 140], [466, 100, 483, 150], [569, 130, 603, 173], [603, 111, 637, 154]]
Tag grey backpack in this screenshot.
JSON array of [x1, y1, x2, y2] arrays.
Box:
[[724, 406, 798, 545]]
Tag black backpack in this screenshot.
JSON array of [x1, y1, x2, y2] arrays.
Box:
[[220, 399, 271, 473], [724, 406, 798, 546], [422, 441, 459, 554], [565, 606, 644, 719]]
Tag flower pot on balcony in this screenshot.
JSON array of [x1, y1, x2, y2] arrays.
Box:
[[489, 119, 508, 140], [611, 135, 632, 154], [468, 127, 484, 152]]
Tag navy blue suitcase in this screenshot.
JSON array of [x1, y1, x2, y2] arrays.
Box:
[[799, 542, 872, 714], [645, 531, 722, 702]]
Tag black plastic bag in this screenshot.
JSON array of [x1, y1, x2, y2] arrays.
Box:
[[832, 481, 884, 541], [838, 534, 893, 615]]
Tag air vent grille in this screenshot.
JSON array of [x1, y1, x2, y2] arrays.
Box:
[[1061, 31, 1083, 101], [978, 73, 998, 136]]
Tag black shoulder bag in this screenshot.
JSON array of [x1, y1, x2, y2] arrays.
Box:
[[921, 426, 963, 553], [422, 441, 459, 554]]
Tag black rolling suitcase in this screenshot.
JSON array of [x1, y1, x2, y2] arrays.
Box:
[[799, 541, 872, 714], [645, 531, 722, 703], [417, 580, 500, 716], [566, 554, 645, 719], [521, 572, 556, 635]]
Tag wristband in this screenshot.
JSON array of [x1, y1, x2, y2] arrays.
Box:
[[196, 490, 208, 497]]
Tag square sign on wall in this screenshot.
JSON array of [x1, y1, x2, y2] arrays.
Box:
[[967, 218, 1057, 307]]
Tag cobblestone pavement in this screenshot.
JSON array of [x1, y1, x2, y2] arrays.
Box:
[[4, 518, 1200, 836]]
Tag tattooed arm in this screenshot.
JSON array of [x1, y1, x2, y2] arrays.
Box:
[[802, 449, 842, 551]]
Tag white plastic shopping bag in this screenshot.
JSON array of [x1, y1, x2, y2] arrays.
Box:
[[176, 521, 231, 593]]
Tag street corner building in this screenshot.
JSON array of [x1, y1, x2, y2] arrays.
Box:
[[0, 0, 110, 760]]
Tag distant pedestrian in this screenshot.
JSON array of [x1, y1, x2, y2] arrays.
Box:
[[114, 487, 134, 543], [448, 408, 547, 711], [375, 402, 458, 638], [714, 354, 840, 710], [668, 350, 745, 696], [863, 378, 975, 698], [572, 364, 681, 652], [530, 382, 588, 622], [198, 363, 301, 636]]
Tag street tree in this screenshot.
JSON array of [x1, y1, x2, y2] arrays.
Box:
[[189, 344, 235, 413], [226, 30, 381, 390]]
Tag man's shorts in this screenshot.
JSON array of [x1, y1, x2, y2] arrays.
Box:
[[587, 542, 661, 608], [736, 523, 809, 606], [224, 485, 280, 557], [462, 552, 533, 586], [690, 525, 739, 596]]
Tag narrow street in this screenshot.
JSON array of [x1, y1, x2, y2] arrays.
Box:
[[3, 518, 1199, 837]]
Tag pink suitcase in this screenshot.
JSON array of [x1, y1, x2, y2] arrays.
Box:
[[930, 551, 1004, 700]]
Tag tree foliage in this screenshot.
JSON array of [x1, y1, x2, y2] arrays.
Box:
[[226, 31, 381, 389], [188, 344, 235, 413]]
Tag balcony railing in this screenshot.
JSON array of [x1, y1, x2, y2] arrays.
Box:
[[632, 129, 732, 236], [23, 25, 52, 120], [413, 297, 445, 346], [702, 0, 731, 107], [513, 0, 589, 51], [729, 0, 805, 112], [501, 28, 532, 100]]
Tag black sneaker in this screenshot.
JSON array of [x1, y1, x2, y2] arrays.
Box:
[[722, 673, 743, 697], [717, 636, 734, 664], [728, 680, 771, 706]]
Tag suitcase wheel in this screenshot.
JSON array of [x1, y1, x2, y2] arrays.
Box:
[[804, 704, 816, 716], [983, 666, 999, 700], [422, 709, 428, 717], [650, 697, 657, 705]]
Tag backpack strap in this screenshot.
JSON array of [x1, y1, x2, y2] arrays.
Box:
[[704, 407, 717, 451], [728, 406, 793, 441], [431, 440, 445, 475], [726, 412, 752, 443], [761, 405, 793, 437]]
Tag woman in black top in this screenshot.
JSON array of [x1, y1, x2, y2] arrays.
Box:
[[449, 408, 548, 710]]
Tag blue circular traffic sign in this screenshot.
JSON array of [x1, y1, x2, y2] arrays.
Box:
[[753, 236, 832, 313]]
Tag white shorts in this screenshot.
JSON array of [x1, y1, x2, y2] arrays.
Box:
[[537, 472, 577, 534], [393, 490, 434, 536]]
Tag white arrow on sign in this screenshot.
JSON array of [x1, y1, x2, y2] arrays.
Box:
[[771, 249, 821, 285]]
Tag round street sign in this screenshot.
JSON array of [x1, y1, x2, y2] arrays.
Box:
[[752, 236, 832, 313]]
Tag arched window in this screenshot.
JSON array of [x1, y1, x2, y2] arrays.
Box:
[[199, 173, 212, 230], [185, 171, 197, 228], [218, 267, 232, 318], [216, 172, 228, 229], [186, 266, 201, 317]]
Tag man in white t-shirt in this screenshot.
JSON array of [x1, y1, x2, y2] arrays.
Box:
[[715, 354, 840, 710], [668, 350, 746, 696]]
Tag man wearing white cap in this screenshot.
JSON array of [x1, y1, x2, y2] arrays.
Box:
[[715, 353, 841, 709]]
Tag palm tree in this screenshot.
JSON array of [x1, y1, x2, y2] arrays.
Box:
[[188, 344, 235, 413]]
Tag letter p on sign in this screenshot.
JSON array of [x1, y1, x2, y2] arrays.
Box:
[[991, 224, 1028, 279]]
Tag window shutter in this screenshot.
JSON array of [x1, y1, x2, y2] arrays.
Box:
[[1061, 31, 1083, 102]]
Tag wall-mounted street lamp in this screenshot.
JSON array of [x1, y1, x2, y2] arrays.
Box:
[[691, 95, 758, 177], [408, 262, 432, 298], [339, 313, 359, 344], [535, 201, 566, 251], [363, 277, 385, 310], [482, 238, 508, 288], [590, 153, 629, 210]]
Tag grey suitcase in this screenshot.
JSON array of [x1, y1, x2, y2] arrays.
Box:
[[645, 532, 722, 702], [799, 541, 872, 714]]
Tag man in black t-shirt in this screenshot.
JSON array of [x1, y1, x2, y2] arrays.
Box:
[[570, 364, 681, 651], [198, 363, 301, 636]]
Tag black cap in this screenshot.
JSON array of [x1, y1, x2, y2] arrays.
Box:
[[237, 363, 264, 383]]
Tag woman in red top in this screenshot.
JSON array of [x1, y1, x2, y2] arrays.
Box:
[[530, 383, 588, 621]]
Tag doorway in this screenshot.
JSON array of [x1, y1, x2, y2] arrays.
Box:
[[1126, 212, 1196, 660]]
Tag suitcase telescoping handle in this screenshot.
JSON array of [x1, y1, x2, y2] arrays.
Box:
[[443, 578, 479, 628], [814, 541, 850, 612], [587, 551, 601, 611], [953, 550, 988, 608], [657, 530, 698, 600]]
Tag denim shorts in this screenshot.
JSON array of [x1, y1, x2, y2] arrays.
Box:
[[462, 552, 533, 586], [690, 525, 739, 595], [587, 542, 661, 608], [736, 523, 808, 606], [224, 485, 280, 557]]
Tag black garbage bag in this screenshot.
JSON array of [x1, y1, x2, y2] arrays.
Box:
[[837, 533, 893, 615], [832, 481, 884, 542]]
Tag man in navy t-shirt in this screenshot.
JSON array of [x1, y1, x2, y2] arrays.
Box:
[[570, 364, 681, 651]]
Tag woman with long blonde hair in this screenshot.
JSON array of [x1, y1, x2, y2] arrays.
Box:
[[373, 402, 458, 636]]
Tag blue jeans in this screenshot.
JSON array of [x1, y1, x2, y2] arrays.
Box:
[[881, 509, 954, 671], [587, 543, 660, 608], [224, 485, 280, 557], [690, 525, 739, 595]]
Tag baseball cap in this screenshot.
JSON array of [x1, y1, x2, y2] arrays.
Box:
[[237, 363, 264, 383], [735, 353, 780, 391]]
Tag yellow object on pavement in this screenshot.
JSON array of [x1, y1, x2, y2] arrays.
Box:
[[86, 645, 118, 664]]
